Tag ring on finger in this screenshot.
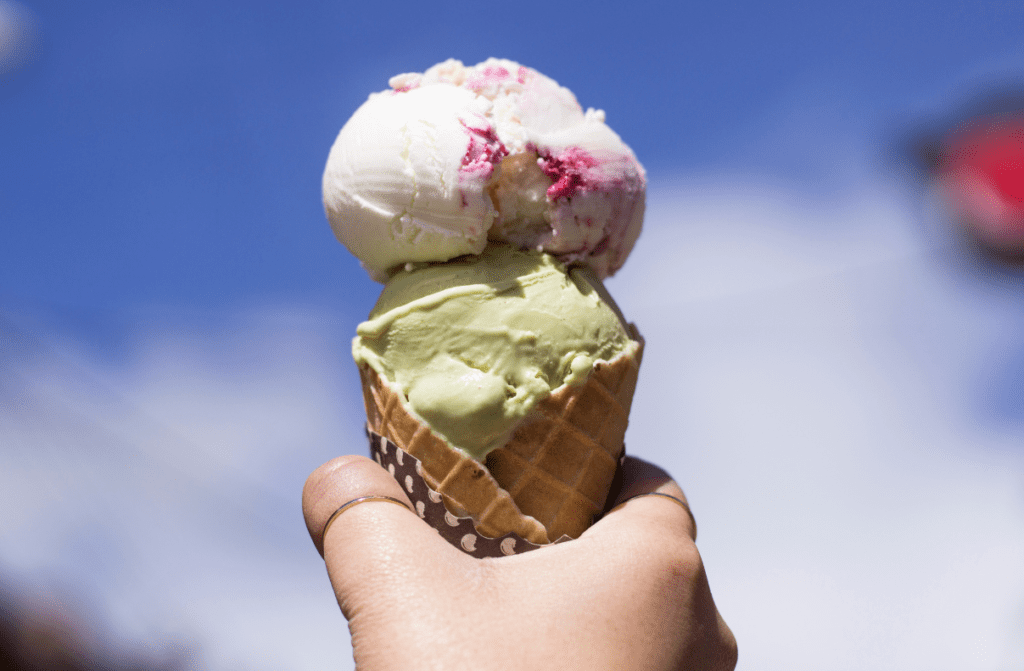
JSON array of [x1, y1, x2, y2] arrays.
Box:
[[322, 495, 412, 540]]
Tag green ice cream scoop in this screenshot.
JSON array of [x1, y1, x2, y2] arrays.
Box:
[[353, 244, 638, 461]]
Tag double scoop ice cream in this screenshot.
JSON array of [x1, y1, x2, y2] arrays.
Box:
[[324, 58, 646, 551]]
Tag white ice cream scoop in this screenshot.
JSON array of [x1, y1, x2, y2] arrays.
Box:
[[323, 58, 646, 281]]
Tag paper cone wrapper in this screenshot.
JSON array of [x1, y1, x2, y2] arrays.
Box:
[[359, 326, 643, 552]]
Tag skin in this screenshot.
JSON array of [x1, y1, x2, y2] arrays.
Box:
[[303, 455, 737, 671]]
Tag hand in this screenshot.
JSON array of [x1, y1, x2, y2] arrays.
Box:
[[303, 454, 737, 671]]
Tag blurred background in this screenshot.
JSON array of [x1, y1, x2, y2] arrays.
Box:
[[2, 0, 1023, 669]]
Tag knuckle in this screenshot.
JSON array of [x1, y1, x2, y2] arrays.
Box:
[[715, 623, 739, 671], [646, 533, 702, 584]]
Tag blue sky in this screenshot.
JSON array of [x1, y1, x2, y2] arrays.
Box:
[[5, 0, 1024, 318], [3, 2, 1024, 670]]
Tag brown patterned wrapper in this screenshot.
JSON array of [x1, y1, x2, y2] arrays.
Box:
[[368, 429, 629, 557]]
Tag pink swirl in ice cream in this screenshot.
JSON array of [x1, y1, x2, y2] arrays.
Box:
[[461, 123, 508, 178], [323, 58, 646, 281]]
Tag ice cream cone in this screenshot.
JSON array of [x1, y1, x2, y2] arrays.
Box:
[[486, 329, 642, 540], [359, 326, 642, 545]]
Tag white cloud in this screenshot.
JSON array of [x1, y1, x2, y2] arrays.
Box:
[[0, 0, 36, 76], [2, 179, 1023, 670], [1, 305, 363, 669]]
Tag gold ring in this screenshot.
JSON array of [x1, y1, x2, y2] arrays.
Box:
[[614, 492, 697, 540], [322, 495, 412, 539]]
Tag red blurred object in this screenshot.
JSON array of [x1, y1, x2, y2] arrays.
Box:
[[935, 115, 1024, 260]]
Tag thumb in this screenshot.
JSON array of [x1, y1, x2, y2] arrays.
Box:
[[587, 456, 698, 543], [302, 455, 469, 618]]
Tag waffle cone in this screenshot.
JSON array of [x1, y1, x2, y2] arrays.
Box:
[[359, 327, 642, 545]]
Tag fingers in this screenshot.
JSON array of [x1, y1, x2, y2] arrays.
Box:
[[591, 457, 736, 669], [302, 454, 470, 587], [302, 455, 415, 556], [508, 457, 734, 670], [304, 455, 478, 638], [607, 456, 686, 507], [595, 456, 697, 541]]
